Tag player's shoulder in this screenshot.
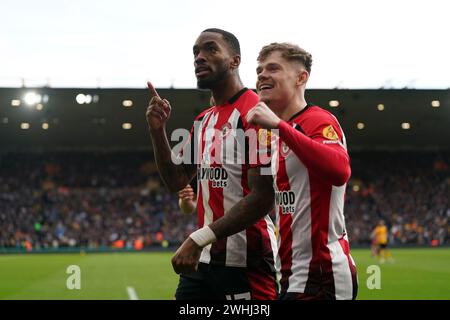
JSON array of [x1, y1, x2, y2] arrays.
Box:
[[294, 104, 342, 132], [194, 105, 215, 121], [302, 105, 339, 123], [231, 88, 258, 115]]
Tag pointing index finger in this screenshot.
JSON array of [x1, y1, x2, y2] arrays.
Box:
[[147, 81, 160, 98]]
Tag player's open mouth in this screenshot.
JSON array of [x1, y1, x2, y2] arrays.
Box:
[[258, 84, 274, 91]]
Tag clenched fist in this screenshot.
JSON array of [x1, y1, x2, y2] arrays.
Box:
[[146, 81, 172, 130], [246, 101, 281, 129], [178, 184, 196, 215]]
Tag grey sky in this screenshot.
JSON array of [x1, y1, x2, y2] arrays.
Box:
[[1, 0, 448, 89]]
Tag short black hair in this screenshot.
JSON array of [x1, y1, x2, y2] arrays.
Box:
[[202, 28, 241, 56]]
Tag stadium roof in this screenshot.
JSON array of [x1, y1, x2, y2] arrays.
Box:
[[0, 88, 449, 152]]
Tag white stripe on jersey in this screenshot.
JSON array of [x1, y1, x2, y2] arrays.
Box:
[[272, 148, 283, 288], [328, 185, 346, 243], [328, 241, 353, 299], [199, 111, 217, 264], [330, 113, 348, 151], [283, 144, 313, 293], [265, 215, 282, 284], [328, 185, 353, 299], [223, 109, 248, 267]]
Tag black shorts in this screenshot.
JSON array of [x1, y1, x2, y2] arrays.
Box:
[[175, 262, 277, 300], [278, 278, 358, 301], [378, 243, 387, 249]]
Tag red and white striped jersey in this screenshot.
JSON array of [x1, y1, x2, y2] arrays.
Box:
[[272, 105, 358, 300], [187, 88, 278, 269]]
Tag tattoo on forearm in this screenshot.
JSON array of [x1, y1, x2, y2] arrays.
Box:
[[210, 168, 274, 239], [150, 130, 195, 192]]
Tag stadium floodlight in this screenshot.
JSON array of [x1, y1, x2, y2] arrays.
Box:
[[357, 122, 365, 130], [85, 94, 93, 104], [11, 99, 21, 106], [377, 104, 385, 111], [431, 100, 440, 108], [2, 117, 8, 124], [76, 93, 93, 104], [20, 122, 30, 130], [352, 185, 360, 192], [122, 100, 133, 107], [76, 94, 86, 104], [401, 122, 411, 130], [36, 104, 43, 111], [42, 123, 49, 130], [122, 123, 132, 130], [329, 100, 339, 107], [24, 92, 41, 106]]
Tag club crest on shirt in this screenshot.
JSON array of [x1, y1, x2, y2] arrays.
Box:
[[221, 122, 232, 138], [258, 129, 273, 147], [322, 125, 339, 140], [280, 141, 290, 157]]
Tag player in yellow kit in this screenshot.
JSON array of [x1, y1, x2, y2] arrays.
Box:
[[371, 220, 393, 263]]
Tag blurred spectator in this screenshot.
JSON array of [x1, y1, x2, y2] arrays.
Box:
[[0, 152, 196, 250], [0, 151, 448, 251], [345, 152, 449, 246]]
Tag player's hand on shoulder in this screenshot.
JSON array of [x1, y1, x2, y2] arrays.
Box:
[[246, 101, 280, 129]]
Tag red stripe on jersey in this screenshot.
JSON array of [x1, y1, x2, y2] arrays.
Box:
[[208, 105, 235, 264], [304, 178, 335, 297], [338, 236, 358, 299], [208, 176, 226, 264], [196, 112, 213, 228], [259, 218, 276, 268], [246, 261, 277, 300], [244, 163, 258, 264], [197, 182, 204, 228], [276, 147, 293, 293]]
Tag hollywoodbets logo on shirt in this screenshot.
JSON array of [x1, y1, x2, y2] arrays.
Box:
[[275, 190, 296, 214], [197, 167, 228, 188]]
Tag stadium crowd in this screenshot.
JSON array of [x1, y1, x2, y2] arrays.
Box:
[[0, 152, 448, 251]]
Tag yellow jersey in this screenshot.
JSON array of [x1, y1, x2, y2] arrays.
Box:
[[374, 226, 388, 245]]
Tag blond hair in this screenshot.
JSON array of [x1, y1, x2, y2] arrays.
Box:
[[257, 42, 312, 73]]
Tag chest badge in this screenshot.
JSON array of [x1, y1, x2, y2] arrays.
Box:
[[221, 122, 232, 138]]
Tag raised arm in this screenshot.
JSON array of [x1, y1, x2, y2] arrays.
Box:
[[277, 120, 351, 186], [247, 101, 351, 186], [146, 81, 197, 192]]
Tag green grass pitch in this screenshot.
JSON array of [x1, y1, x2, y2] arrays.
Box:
[[0, 248, 448, 300]]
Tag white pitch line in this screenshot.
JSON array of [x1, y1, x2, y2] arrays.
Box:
[[126, 286, 139, 300]]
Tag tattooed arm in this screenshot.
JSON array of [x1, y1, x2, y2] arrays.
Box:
[[149, 127, 197, 193], [209, 167, 274, 239], [171, 167, 274, 274], [146, 81, 197, 193]]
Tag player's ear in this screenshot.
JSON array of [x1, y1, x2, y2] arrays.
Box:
[[296, 69, 309, 86], [230, 54, 241, 70]]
